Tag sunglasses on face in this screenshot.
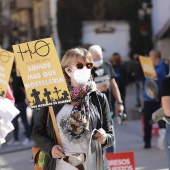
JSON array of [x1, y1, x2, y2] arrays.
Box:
[[74, 62, 93, 69]]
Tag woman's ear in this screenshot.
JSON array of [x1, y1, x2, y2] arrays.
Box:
[[65, 67, 72, 77]]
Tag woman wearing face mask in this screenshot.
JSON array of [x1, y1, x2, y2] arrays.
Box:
[[32, 47, 114, 170]]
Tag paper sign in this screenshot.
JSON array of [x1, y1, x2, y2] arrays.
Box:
[[0, 49, 14, 97], [12, 38, 71, 109], [14, 58, 20, 77], [106, 152, 135, 170], [139, 55, 157, 79]]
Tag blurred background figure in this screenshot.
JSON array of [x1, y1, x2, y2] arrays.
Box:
[[5, 84, 15, 104], [162, 58, 169, 76], [0, 84, 15, 145], [142, 50, 167, 149], [110, 52, 127, 114], [7, 70, 32, 146], [130, 54, 144, 108]]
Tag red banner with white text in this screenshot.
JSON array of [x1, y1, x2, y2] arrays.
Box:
[[106, 152, 135, 170]]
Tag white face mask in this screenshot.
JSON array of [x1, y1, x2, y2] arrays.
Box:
[[73, 67, 91, 85], [93, 58, 103, 68]]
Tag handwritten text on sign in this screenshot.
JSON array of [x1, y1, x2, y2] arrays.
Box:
[[0, 49, 14, 97], [13, 38, 71, 109]]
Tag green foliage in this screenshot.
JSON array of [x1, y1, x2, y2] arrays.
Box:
[[57, 0, 83, 56], [105, 0, 140, 20], [57, 0, 152, 58]]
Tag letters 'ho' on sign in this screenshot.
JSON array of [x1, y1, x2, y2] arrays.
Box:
[[139, 55, 157, 80], [12, 38, 71, 109], [0, 49, 14, 98]]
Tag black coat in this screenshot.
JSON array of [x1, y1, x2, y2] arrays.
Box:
[[32, 90, 114, 170]]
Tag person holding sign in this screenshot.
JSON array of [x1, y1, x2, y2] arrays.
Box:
[[0, 84, 16, 144], [0, 48, 17, 144], [32, 48, 114, 170], [142, 50, 167, 149], [7, 75, 31, 146]]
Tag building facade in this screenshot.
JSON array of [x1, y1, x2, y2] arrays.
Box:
[[0, 0, 60, 57], [152, 0, 170, 59], [82, 21, 130, 61]]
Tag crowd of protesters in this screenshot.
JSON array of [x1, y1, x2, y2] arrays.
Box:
[[5, 47, 170, 148], [2, 45, 170, 169]]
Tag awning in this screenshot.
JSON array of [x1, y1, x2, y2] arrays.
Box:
[[156, 18, 170, 39]]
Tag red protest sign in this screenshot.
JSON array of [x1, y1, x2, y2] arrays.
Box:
[[105, 152, 135, 170]]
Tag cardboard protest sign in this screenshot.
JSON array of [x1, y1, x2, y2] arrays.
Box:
[[13, 38, 71, 109], [14, 58, 20, 77], [106, 152, 135, 170], [0, 49, 14, 97], [139, 55, 157, 79]]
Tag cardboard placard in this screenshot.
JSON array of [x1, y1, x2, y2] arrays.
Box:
[[14, 57, 20, 77], [13, 38, 71, 109], [139, 55, 157, 79], [0, 49, 14, 97], [106, 152, 135, 170]]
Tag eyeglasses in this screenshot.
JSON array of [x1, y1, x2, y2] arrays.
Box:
[[74, 62, 93, 69]]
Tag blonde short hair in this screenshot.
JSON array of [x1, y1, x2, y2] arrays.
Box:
[[61, 47, 93, 81]]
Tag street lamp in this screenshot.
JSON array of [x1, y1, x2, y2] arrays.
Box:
[[138, 1, 152, 55]]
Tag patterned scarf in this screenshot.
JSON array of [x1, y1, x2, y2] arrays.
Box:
[[67, 81, 96, 138]]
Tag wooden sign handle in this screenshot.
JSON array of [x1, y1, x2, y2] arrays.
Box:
[[49, 106, 62, 145]]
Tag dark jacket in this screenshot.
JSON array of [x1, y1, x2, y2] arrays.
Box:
[[32, 90, 114, 170]]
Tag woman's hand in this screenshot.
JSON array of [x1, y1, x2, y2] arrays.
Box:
[[93, 128, 108, 144], [116, 104, 124, 115], [51, 145, 65, 158]]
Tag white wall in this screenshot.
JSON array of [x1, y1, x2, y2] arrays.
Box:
[[82, 21, 130, 61], [152, 0, 170, 37], [156, 38, 170, 59]]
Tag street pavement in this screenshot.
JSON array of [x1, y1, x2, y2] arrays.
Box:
[[0, 84, 169, 170]]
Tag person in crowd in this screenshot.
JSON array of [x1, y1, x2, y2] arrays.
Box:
[[0, 85, 15, 144], [32, 48, 114, 170], [7, 74, 32, 146], [5, 84, 15, 104], [130, 53, 144, 108], [30, 108, 40, 162], [161, 75, 170, 169], [142, 50, 167, 149], [0, 84, 15, 114], [88, 45, 124, 153], [110, 52, 127, 113], [162, 58, 169, 75], [30, 109, 40, 133]]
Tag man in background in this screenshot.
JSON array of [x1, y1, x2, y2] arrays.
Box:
[[89, 45, 124, 153], [130, 54, 144, 108]]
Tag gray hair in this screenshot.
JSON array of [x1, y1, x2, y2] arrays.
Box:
[[88, 45, 103, 56]]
